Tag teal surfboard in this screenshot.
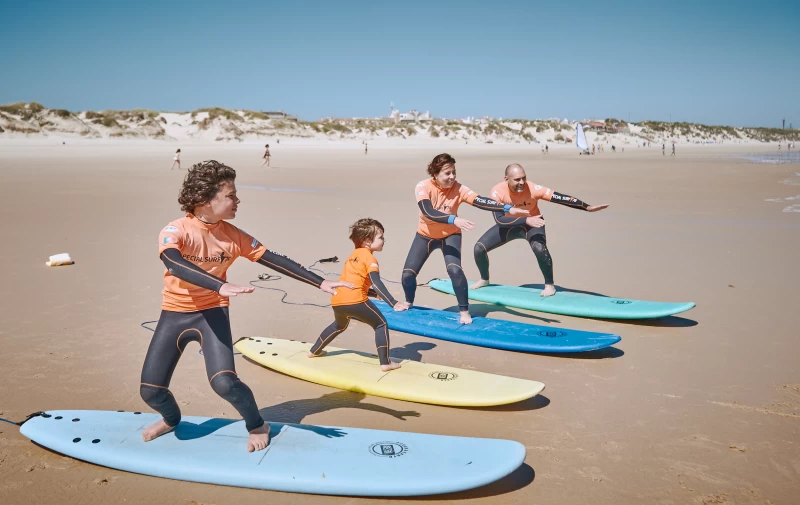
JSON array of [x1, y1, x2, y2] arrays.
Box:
[[20, 410, 525, 496], [428, 280, 695, 320]]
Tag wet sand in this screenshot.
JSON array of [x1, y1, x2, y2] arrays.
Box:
[[0, 143, 798, 504]]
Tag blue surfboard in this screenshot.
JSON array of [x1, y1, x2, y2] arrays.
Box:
[[428, 279, 696, 320], [373, 300, 620, 353], [20, 410, 525, 497]]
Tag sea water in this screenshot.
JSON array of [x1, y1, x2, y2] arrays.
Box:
[[741, 152, 800, 164]]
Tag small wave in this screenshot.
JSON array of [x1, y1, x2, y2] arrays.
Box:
[[765, 195, 800, 202], [784, 205, 800, 213], [741, 152, 800, 164]]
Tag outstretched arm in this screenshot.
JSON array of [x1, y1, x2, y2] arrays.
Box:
[[550, 192, 608, 212], [550, 192, 590, 210], [470, 195, 510, 212], [470, 195, 530, 218], [161, 248, 225, 292], [256, 250, 325, 288], [256, 250, 354, 295], [368, 272, 398, 306]]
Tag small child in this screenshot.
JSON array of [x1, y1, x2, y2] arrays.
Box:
[[309, 218, 409, 371]]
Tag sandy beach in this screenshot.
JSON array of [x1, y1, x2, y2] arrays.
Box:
[[1, 141, 798, 504]]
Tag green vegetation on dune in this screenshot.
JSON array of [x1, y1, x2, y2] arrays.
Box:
[[322, 122, 352, 134], [4, 104, 800, 143], [243, 110, 270, 120], [191, 107, 242, 121], [0, 102, 45, 121]]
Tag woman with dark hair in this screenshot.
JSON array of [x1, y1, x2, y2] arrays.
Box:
[[170, 148, 181, 170], [140, 160, 352, 452], [260, 144, 270, 167], [402, 153, 529, 324]]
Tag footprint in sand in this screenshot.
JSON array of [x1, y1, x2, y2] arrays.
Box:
[[577, 466, 608, 482]]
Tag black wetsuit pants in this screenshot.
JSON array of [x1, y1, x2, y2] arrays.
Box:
[[140, 307, 264, 432], [402, 232, 468, 311], [310, 300, 391, 365], [474, 223, 554, 285]]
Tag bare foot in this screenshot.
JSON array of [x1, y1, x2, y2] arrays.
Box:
[[247, 423, 271, 452], [459, 311, 473, 324], [381, 362, 402, 372], [541, 284, 556, 297], [470, 279, 490, 290], [142, 418, 175, 442], [307, 350, 326, 358]]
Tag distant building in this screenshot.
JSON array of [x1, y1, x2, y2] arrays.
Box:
[[390, 109, 432, 123], [584, 121, 606, 130], [261, 110, 298, 122], [583, 120, 629, 134]]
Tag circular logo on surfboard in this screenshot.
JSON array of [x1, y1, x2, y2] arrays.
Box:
[[537, 330, 567, 338], [428, 371, 458, 381], [369, 441, 409, 458], [611, 300, 632, 304]]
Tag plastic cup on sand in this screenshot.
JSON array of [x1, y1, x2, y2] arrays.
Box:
[[46, 253, 74, 266]]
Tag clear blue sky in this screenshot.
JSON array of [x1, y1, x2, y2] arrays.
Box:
[[1, 0, 797, 127]]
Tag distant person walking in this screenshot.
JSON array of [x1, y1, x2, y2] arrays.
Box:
[[171, 149, 181, 170], [545, 145, 549, 154], [662, 144, 665, 156], [671, 142, 676, 156], [260, 144, 271, 167], [365, 142, 368, 155], [592, 144, 595, 155]]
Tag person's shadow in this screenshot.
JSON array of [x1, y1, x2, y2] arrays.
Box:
[[259, 391, 421, 428], [441, 303, 561, 324], [520, 283, 608, 297], [389, 342, 436, 361]]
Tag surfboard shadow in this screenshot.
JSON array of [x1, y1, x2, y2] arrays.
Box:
[[533, 346, 625, 359], [440, 303, 562, 324], [594, 315, 698, 328], [259, 391, 421, 426], [463, 393, 550, 413], [393, 463, 535, 501]]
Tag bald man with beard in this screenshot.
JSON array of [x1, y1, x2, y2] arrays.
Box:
[[470, 164, 608, 297]]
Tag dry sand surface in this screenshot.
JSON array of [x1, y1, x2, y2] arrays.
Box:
[[1, 142, 798, 505]]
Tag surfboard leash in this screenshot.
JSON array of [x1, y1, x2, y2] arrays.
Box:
[[306, 255, 434, 287], [0, 411, 45, 426]]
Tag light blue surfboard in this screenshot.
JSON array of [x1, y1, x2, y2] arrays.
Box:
[[20, 410, 525, 497], [373, 300, 620, 353], [428, 279, 696, 320]]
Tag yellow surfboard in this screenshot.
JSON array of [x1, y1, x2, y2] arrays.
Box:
[[235, 337, 545, 407]]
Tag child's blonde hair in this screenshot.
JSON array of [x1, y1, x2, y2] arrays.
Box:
[[348, 218, 384, 247]]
